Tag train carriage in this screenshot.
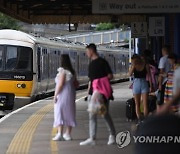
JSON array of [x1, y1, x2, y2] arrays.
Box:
[[0, 29, 129, 111]]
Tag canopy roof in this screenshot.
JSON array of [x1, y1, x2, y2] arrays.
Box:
[[0, 0, 146, 24]]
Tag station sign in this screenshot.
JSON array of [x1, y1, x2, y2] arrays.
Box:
[[131, 22, 147, 38], [92, 0, 180, 14], [149, 17, 165, 36]]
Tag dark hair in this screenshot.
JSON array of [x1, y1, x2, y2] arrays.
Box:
[[162, 45, 171, 54], [60, 54, 75, 75], [168, 54, 177, 63], [132, 54, 144, 65], [86, 43, 97, 53]]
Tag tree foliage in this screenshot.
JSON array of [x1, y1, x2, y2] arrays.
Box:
[[0, 13, 20, 30], [96, 23, 115, 31]]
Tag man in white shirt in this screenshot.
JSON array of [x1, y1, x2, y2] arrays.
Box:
[[158, 46, 171, 106]]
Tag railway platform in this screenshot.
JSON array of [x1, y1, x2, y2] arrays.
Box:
[[0, 82, 135, 154]]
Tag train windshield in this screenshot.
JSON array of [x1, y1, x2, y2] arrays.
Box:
[[0, 45, 33, 72], [5, 46, 32, 71]]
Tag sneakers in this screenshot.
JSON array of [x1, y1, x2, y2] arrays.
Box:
[[52, 133, 62, 141], [63, 133, 72, 141], [53, 133, 73, 141], [79, 136, 115, 145], [80, 138, 96, 146], [107, 135, 115, 145]]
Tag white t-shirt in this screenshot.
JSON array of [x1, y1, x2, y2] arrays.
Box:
[[158, 55, 171, 84]]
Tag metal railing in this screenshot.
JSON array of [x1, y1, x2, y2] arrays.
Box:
[[63, 29, 130, 44]]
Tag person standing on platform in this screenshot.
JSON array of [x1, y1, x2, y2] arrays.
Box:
[[158, 46, 171, 107], [52, 54, 77, 141], [129, 54, 152, 124], [157, 67, 180, 115], [163, 54, 178, 105], [80, 43, 116, 146]]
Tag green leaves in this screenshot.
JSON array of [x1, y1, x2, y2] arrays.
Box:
[[96, 23, 115, 31], [0, 13, 21, 30]]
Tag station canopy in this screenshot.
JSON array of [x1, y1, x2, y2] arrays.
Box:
[[0, 0, 146, 24]]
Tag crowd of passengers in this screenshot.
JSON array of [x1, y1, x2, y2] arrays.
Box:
[[129, 45, 180, 124], [51, 43, 180, 147]]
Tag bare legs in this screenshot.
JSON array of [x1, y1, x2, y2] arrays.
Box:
[[142, 93, 148, 117], [134, 94, 141, 119], [57, 126, 72, 135], [57, 125, 63, 134], [134, 93, 149, 120], [65, 126, 72, 135]]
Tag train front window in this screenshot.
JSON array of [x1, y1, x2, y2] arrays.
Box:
[[0, 46, 3, 70], [5, 46, 32, 71]]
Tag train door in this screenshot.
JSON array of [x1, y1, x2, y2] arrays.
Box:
[[113, 55, 116, 74], [36, 46, 41, 94], [125, 54, 129, 74], [36, 46, 49, 95], [47, 49, 59, 92], [121, 54, 126, 75], [118, 54, 123, 76], [78, 52, 89, 84]]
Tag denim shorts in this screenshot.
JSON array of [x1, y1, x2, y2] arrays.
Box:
[[133, 78, 149, 94]]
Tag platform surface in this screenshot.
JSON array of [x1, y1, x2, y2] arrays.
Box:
[[0, 82, 135, 154]]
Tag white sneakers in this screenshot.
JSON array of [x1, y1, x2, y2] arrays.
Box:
[[79, 138, 96, 146], [79, 135, 115, 146], [107, 135, 115, 145], [53, 133, 115, 145], [52, 133, 62, 141], [63, 133, 72, 141], [52, 133, 72, 141]]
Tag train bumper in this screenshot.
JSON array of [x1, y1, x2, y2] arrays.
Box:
[[0, 93, 15, 110]]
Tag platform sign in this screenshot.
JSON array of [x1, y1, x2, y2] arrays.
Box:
[[131, 22, 147, 38], [92, 0, 180, 14], [149, 17, 165, 36]]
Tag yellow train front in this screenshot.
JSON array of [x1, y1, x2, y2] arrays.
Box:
[[0, 31, 34, 110]]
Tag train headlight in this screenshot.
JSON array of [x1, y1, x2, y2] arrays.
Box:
[[21, 84, 26, 88], [17, 84, 21, 88], [17, 83, 26, 89]]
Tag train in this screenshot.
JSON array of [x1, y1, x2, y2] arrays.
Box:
[[0, 29, 129, 111]]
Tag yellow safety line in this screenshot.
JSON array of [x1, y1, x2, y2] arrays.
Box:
[[6, 103, 53, 154], [6, 94, 86, 154], [51, 128, 58, 154]]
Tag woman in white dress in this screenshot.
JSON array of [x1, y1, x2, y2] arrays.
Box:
[[52, 54, 77, 141]]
